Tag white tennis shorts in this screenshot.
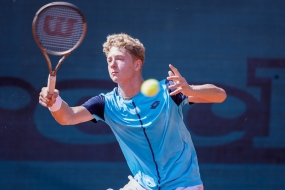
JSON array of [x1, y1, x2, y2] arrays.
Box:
[[109, 175, 204, 190]]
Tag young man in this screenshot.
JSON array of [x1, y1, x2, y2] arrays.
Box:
[[39, 33, 226, 190]]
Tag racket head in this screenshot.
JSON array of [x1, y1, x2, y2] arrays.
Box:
[[32, 2, 87, 56]]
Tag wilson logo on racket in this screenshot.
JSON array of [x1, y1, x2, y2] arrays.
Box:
[[44, 15, 77, 38]]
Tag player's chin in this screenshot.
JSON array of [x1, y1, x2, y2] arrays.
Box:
[[110, 76, 120, 83]]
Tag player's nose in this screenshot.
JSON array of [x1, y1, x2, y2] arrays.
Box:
[[109, 60, 117, 68]]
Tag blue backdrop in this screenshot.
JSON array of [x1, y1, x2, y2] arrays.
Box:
[[1, 0, 285, 189]]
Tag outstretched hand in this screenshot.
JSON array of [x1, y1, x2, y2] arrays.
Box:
[[39, 87, 59, 108], [166, 64, 192, 96]]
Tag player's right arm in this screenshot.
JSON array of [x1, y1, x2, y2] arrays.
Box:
[[39, 87, 94, 125]]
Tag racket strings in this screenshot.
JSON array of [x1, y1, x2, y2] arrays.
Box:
[[35, 5, 84, 54]]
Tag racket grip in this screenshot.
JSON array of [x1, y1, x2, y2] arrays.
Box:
[[47, 74, 56, 94]]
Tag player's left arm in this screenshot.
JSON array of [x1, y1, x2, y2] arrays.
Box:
[[167, 64, 226, 103]]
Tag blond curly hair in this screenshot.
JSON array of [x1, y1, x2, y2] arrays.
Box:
[[103, 33, 145, 64]]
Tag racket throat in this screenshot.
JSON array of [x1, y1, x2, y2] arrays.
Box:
[[50, 71, 56, 76], [54, 53, 70, 74]]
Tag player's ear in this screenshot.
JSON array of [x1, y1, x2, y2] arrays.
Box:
[[134, 60, 142, 71]]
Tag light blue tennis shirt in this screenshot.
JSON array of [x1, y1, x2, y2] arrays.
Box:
[[82, 79, 202, 190]]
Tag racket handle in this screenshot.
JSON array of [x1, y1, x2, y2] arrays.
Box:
[[47, 74, 56, 94]]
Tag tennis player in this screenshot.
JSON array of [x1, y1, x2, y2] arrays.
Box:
[[39, 33, 226, 190]]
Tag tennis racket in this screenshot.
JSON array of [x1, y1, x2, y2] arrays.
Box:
[[32, 2, 87, 94]]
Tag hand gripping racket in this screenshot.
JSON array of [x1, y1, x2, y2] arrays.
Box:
[[32, 2, 86, 94]]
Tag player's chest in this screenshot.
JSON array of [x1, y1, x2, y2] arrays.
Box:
[[110, 98, 167, 125]]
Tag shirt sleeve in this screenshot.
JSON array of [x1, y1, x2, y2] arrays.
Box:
[[165, 79, 194, 106], [81, 94, 105, 122]]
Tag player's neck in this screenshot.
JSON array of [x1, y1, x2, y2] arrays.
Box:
[[118, 77, 144, 100]]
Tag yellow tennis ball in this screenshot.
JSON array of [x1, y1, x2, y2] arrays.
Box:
[[141, 79, 160, 97]]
